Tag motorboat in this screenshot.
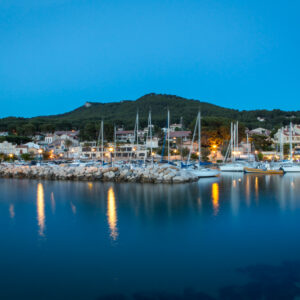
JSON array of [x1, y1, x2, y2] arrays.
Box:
[[189, 168, 220, 178], [220, 162, 250, 172], [281, 163, 300, 172], [185, 165, 220, 178], [244, 163, 284, 175]]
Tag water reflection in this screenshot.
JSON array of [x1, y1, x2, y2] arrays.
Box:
[[50, 192, 55, 214], [212, 183, 219, 216], [255, 176, 259, 201], [9, 204, 15, 219], [70, 202, 77, 215], [37, 183, 45, 237], [107, 186, 118, 241]]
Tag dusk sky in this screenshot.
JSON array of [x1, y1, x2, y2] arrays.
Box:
[[0, 0, 299, 117]]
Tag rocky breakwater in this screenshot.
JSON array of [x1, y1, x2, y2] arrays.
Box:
[[0, 164, 198, 184]]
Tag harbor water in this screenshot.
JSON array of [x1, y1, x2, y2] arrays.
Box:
[[1, 174, 300, 299]]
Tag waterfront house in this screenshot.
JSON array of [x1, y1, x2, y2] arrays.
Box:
[[0, 141, 16, 155], [248, 128, 271, 137], [273, 124, 300, 146], [15, 145, 28, 155]]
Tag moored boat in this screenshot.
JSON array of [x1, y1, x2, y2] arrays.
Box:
[[281, 164, 300, 172], [244, 167, 284, 175]]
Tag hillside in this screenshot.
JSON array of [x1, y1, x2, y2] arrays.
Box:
[[0, 94, 300, 134]]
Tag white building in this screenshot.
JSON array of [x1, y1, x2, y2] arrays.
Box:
[[273, 125, 300, 146], [248, 128, 270, 136], [0, 141, 16, 154]]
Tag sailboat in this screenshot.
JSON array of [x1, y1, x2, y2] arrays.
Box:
[[282, 122, 300, 172], [220, 122, 251, 172], [97, 120, 108, 166], [183, 112, 220, 178]]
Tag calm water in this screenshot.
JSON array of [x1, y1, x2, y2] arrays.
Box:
[[1, 174, 300, 299]]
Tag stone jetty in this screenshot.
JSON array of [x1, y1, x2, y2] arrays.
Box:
[[0, 164, 199, 184]]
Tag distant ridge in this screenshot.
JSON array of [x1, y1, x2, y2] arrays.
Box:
[[0, 93, 299, 131]]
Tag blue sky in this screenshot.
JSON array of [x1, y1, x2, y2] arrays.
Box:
[[0, 0, 299, 117]]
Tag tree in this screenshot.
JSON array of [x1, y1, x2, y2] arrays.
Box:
[[64, 139, 73, 159], [251, 134, 273, 151], [181, 147, 189, 158], [21, 153, 33, 161]]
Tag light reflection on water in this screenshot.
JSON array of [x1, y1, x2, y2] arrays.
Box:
[[212, 183, 219, 216], [0, 175, 300, 299], [107, 186, 118, 241], [36, 183, 45, 237]]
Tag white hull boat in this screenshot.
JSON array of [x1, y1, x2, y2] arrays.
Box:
[[282, 165, 300, 172], [186, 167, 220, 178], [220, 163, 247, 172]]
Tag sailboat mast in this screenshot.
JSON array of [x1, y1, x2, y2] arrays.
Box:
[[149, 110, 152, 158], [246, 133, 249, 160], [101, 120, 104, 165], [167, 109, 170, 163], [136, 111, 139, 159], [233, 123, 236, 161], [230, 122, 233, 161], [198, 111, 201, 164], [113, 124, 116, 166], [289, 122, 293, 160], [280, 127, 283, 161], [236, 121, 239, 157]]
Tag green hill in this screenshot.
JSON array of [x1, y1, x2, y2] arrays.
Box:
[[0, 93, 299, 137]]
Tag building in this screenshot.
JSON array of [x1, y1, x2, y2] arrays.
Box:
[[248, 128, 271, 136], [145, 137, 159, 149], [0, 141, 16, 154], [79, 144, 148, 160], [44, 131, 79, 146], [273, 125, 300, 146], [115, 130, 144, 143], [0, 132, 9, 137], [15, 145, 28, 155], [169, 131, 191, 142]]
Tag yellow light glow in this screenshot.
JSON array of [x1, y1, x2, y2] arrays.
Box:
[[37, 183, 45, 237], [212, 145, 217, 149], [107, 186, 118, 241], [108, 147, 114, 152], [38, 149, 43, 154], [88, 182, 93, 190], [212, 183, 219, 216]]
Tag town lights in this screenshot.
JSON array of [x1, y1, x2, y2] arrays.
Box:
[[9, 153, 13, 158], [108, 147, 114, 153], [212, 144, 217, 149], [38, 149, 43, 154], [151, 152, 155, 156]]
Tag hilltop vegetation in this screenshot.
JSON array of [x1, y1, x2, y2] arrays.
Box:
[[0, 93, 299, 141]]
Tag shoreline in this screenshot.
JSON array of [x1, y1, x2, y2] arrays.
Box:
[[0, 164, 199, 184]]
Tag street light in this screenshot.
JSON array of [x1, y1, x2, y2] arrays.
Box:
[[38, 149, 43, 161], [108, 147, 114, 165]]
